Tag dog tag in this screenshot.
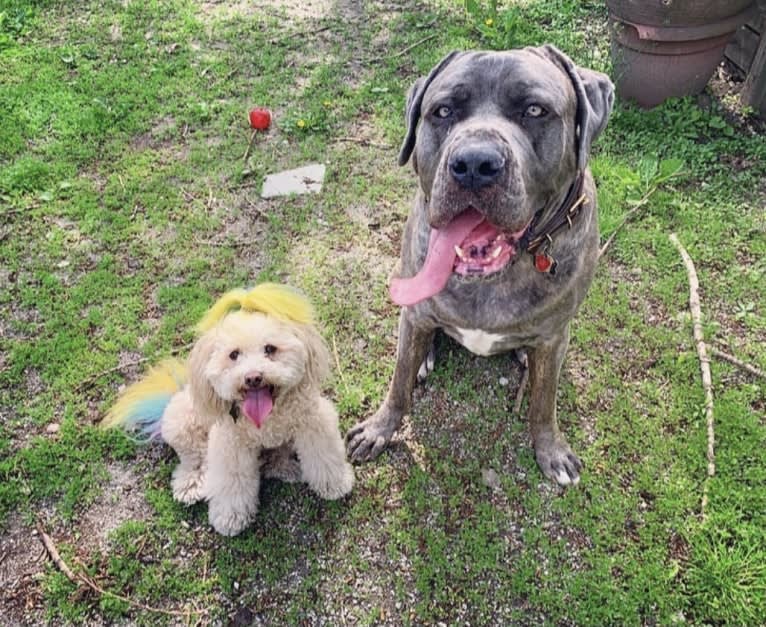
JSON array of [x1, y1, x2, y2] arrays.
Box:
[[534, 252, 557, 275]]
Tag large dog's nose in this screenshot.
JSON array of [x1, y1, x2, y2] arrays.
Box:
[[448, 147, 505, 190], [245, 372, 263, 388]]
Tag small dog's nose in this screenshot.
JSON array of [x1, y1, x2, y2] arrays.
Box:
[[449, 147, 505, 190], [245, 372, 263, 388]]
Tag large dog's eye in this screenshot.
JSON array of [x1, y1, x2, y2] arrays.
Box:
[[264, 344, 277, 356], [433, 105, 452, 120], [229, 349, 240, 361], [524, 104, 547, 118]]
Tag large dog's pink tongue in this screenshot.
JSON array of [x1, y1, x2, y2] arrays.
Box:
[[242, 387, 273, 428], [390, 209, 485, 306]]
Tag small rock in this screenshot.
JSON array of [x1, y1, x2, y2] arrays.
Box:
[[498, 376, 509, 386], [261, 163, 326, 198], [46, 423, 60, 434], [481, 468, 500, 489]]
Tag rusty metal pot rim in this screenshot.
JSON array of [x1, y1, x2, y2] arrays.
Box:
[[609, 4, 757, 42]]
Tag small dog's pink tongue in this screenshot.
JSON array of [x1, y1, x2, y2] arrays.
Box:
[[389, 209, 485, 306], [242, 387, 273, 428]]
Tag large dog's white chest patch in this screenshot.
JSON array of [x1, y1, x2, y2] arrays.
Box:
[[448, 327, 509, 356]]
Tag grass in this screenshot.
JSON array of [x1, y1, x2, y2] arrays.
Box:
[[1, 0, 765, 624]]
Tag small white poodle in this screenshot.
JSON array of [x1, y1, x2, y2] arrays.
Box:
[[104, 284, 355, 536]]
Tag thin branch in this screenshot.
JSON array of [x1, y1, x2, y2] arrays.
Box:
[[332, 137, 392, 149], [37, 522, 203, 618], [36, 523, 77, 582], [242, 130, 258, 163], [269, 24, 332, 45], [512, 367, 529, 416], [387, 34, 437, 59], [711, 347, 766, 380], [599, 184, 658, 258], [331, 335, 347, 388], [669, 233, 715, 520], [75, 343, 194, 391]]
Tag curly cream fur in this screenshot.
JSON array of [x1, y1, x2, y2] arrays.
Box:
[[160, 310, 354, 536]]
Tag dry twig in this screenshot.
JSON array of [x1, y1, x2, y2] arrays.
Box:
[[711, 347, 766, 380], [242, 130, 258, 163], [333, 137, 392, 149], [512, 368, 529, 416], [599, 184, 658, 258], [36, 522, 202, 618], [387, 34, 437, 59], [669, 233, 715, 519], [331, 335, 347, 388], [76, 343, 194, 392]]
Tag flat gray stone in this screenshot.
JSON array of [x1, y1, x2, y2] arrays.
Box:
[[261, 163, 326, 198]]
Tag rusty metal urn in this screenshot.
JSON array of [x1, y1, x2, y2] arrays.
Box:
[[608, 0, 757, 107]]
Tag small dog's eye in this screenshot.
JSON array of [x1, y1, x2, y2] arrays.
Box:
[[264, 344, 277, 356], [229, 349, 240, 361], [434, 105, 452, 119], [524, 104, 547, 118]]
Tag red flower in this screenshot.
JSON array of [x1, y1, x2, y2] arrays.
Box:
[[248, 108, 271, 130]]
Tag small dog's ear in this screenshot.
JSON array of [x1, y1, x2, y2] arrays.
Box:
[[537, 45, 614, 171], [188, 331, 229, 418], [398, 51, 462, 168], [293, 323, 331, 388]]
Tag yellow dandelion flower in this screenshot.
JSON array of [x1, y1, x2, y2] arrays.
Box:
[[297, 119, 306, 128], [485, 18, 494, 26]]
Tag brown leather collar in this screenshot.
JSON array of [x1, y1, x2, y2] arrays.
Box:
[[518, 172, 588, 274]]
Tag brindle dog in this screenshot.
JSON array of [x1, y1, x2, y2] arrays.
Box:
[[347, 45, 613, 486]]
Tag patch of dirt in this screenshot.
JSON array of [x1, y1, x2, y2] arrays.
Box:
[[75, 463, 154, 553], [0, 514, 46, 626], [201, 0, 334, 20], [704, 60, 766, 136], [130, 115, 190, 162], [0, 462, 155, 625]]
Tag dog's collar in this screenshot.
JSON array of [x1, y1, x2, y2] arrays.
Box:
[[517, 171, 588, 275]]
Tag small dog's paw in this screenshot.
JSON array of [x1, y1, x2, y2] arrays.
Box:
[[171, 469, 205, 505], [208, 504, 254, 537], [309, 461, 355, 500], [535, 438, 582, 487]]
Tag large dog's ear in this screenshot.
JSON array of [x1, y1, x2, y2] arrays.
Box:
[[292, 323, 331, 389], [539, 45, 614, 171], [188, 330, 229, 418], [398, 50, 462, 167]]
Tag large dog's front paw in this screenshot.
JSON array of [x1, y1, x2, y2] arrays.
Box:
[[171, 467, 205, 505], [535, 437, 583, 486], [207, 501, 255, 537], [307, 461, 355, 500], [346, 407, 401, 463]]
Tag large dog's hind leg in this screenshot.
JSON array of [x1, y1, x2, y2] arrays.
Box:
[[347, 310, 434, 462], [527, 325, 582, 486]]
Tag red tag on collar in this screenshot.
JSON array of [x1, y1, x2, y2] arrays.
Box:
[[534, 253, 556, 274]]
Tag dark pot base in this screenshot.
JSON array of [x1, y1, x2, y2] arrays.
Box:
[[610, 20, 734, 108], [608, 4, 756, 108]]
